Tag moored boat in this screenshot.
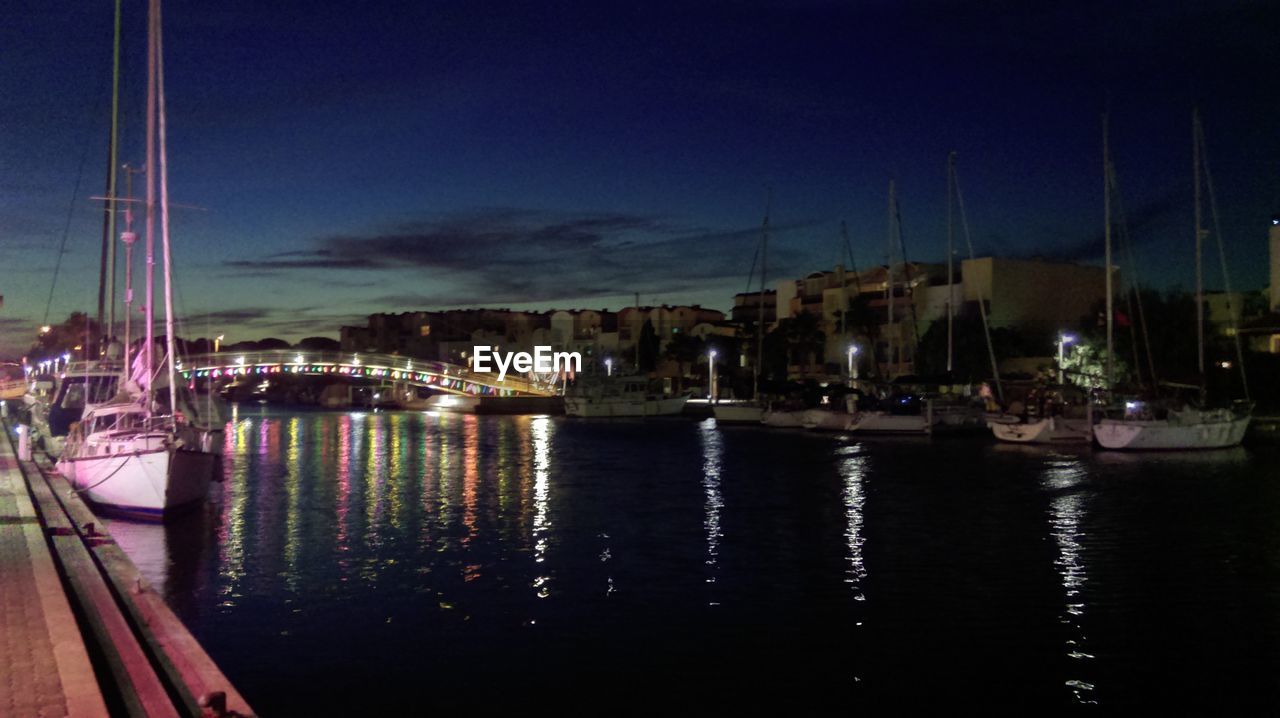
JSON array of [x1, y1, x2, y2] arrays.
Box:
[[990, 415, 1092, 444], [564, 377, 688, 417], [712, 402, 765, 424], [57, 401, 214, 519], [1094, 402, 1250, 450]]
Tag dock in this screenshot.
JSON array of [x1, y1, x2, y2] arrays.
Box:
[[1, 420, 254, 717]]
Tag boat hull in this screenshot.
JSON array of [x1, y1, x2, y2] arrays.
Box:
[[712, 404, 764, 424], [1095, 412, 1254, 450], [761, 410, 804, 428], [801, 409, 850, 431], [846, 411, 934, 435], [564, 395, 688, 418], [990, 416, 1092, 444], [58, 447, 215, 520], [1094, 415, 1250, 450]]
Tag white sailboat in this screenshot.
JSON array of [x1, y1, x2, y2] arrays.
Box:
[[57, 0, 216, 518], [1094, 110, 1252, 451]]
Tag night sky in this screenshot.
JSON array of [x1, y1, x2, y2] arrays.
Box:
[[2, 0, 1278, 357]]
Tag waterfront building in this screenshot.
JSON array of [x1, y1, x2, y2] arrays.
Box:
[[773, 257, 1109, 379]]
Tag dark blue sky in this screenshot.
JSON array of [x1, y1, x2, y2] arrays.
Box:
[[3, 0, 1278, 355]]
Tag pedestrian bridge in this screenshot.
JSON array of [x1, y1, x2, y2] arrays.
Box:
[[178, 350, 558, 398]]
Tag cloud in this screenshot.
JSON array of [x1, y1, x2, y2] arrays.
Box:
[[1009, 191, 1184, 263], [224, 208, 819, 308]]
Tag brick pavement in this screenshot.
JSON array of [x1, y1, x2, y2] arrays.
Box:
[[0, 434, 106, 717]]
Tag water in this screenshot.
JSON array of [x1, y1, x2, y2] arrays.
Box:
[[105, 407, 1280, 713]]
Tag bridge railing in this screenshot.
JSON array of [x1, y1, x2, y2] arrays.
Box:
[[179, 350, 557, 397]]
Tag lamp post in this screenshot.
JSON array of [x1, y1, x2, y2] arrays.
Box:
[[708, 349, 718, 403], [214, 334, 224, 353], [605, 357, 613, 377], [846, 344, 860, 384], [1057, 332, 1075, 385]]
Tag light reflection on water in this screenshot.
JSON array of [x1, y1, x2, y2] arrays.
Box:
[[1041, 455, 1097, 704], [530, 416, 553, 598], [698, 419, 724, 603], [837, 441, 868, 602], [104, 409, 1280, 713]]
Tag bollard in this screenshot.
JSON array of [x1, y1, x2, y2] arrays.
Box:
[[17, 424, 33, 460]]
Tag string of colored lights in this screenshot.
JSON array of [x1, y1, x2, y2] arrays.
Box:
[[179, 361, 547, 397]]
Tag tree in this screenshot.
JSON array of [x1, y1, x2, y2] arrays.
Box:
[[296, 336, 340, 351], [28, 312, 99, 362], [663, 332, 706, 374], [637, 319, 660, 372], [763, 312, 826, 378], [781, 311, 825, 369]]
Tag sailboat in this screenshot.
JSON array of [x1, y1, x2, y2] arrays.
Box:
[[844, 181, 936, 436], [1093, 110, 1252, 450], [57, 0, 216, 518], [715, 195, 771, 425]]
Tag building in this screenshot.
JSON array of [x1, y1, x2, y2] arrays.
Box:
[[730, 290, 776, 325], [773, 257, 1109, 378], [340, 304, 719, 371]]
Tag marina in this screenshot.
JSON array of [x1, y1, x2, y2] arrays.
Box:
[[3, 0, 1280, 713]]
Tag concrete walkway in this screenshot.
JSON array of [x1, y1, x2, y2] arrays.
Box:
[[0, 432, 107, 717]]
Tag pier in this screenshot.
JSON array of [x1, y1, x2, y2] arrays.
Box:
[[1, 421, 253, 718]]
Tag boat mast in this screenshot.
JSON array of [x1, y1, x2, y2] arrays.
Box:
[[946, 151, 956, 374], [143, 0, 159, 416], [97, 0, 123, 351], [951, 158, 1003, 402], [156, 0, 179, 416], [1193, 108, 1206, 402], [1103, 114, 1114, 391], [121, 167, 137, 371], [886, 180, 896, 376], [754, 189, 770, 398]]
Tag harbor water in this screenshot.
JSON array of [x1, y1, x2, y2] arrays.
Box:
[[106, 407, 1280, 712]]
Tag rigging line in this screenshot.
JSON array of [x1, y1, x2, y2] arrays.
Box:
[[952, 164, 1003, 402], [70, 452, 138, 493], [742, 240, 761, 295], [1195, 120, 1250, 402], [891, 193, 923, 356], [43, 97, 105, 326], [1107, 160, 1158, 389], [842, 220, 862, 291]]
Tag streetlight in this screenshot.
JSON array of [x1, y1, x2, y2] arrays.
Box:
[[708, 349, 718, 403], [214, 334, 224, 353], [846, 344, 860, 383], [1057, 332, 1076, 385], [604, 357, 613, 377]]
